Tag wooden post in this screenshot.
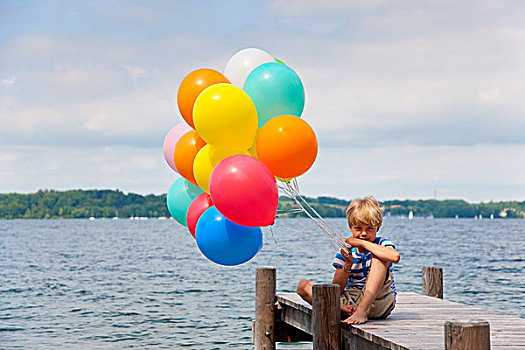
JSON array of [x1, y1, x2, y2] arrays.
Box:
[[255, 267, 276, 350], [312, 284, 340, 350], [445, 320, 490, 350], [422, 266, 443, 299]]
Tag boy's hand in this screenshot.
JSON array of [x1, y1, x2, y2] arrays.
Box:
[[345, 237, 364, 250], [340, 247, 353, 268]]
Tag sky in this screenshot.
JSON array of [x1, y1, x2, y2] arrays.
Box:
[[1, 0, 524, 203]]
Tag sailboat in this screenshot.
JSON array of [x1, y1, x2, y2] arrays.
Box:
[[408, 211, 414, 220]]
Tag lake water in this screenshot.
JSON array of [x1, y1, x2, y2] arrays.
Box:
[[1, 218, 524, 349]]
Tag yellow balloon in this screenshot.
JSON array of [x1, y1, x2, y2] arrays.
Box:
[[276, 176, 293, 183], [193, 144, 251, 193], [193, 83, 258, 150], [193, 145, 214, 194]]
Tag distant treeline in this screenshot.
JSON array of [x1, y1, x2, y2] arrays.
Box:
[[0, 190, 168, 219], [279, 197, 524, 219], [0, 189, 523, 219]]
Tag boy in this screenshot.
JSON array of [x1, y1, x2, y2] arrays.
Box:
[[296, 196, 400, 324]]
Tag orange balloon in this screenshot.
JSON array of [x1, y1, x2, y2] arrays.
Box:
[[174, 130, 206, 186], [256, 115, 318, 178], [177, 68, 231, 128]]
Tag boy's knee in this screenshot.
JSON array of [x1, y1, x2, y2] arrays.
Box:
[[370, 258, 388, 271], [296, 279, 310, 296]]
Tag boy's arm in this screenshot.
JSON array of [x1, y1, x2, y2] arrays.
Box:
[[332, 268, 350, 294], [332, 249, 353, 294], [346, 237, 400, 263]]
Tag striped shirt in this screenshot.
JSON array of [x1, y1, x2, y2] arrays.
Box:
[[332, 236, 396, 295]]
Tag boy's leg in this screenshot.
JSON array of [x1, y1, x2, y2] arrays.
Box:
[[343, 257, 388, 324], [299, 279, 357, 317], [367, 268, 395, 320], [296, 279, 314, 304], [340, 290, 359, 317]]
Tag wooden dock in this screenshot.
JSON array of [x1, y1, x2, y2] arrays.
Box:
[[254, 267, 525, 350]]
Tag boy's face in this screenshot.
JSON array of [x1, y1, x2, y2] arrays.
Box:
[[349, 222, 379, 242]]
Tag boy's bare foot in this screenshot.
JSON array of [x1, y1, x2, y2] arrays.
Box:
[[342, 308, 368, 324], [340, 304, 356, 317]]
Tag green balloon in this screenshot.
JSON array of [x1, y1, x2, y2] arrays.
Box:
[[166, 178, 203, 226], [244, 62, 305, 128]]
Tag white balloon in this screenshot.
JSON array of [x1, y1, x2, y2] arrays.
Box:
[[224, 48, 274, 88]]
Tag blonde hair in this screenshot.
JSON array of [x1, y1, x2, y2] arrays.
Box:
[[345, 196, 383, 228]]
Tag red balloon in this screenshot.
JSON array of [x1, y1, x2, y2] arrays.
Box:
[[186, 193, 214, 238], [209, 154, 278, 227]]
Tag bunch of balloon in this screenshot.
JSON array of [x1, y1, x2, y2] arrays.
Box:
[[161, 48, 318, 266]]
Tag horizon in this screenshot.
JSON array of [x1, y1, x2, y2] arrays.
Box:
[[1, 1, 524, 202], [2, 187, 523, 204]]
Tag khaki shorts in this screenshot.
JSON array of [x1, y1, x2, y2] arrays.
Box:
[[340, 268, 396, 319]]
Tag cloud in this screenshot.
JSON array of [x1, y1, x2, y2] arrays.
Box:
[[268, 0, 387, 16], [0, 85, 176, 147], [0, 145, 174, 194], [478, 86, 503, 106], [302, 143, 525, 201], [125, 65, 149, 79], [297, 21, 525, 147], [2, 76, 16, 87]]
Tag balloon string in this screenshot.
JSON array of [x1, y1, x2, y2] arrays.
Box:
[[276, 208, 304, 213], [281, 182, 342, 246], [289, 180, 347, 243], [275, 222, 313, 236], [286, 183, 349, 252], [278, 181, 350, 255], [268, 226, 278, 245]]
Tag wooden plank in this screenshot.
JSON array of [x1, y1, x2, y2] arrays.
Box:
[[274, 320, 312, 342], [279, 302, 312, 334], [277, 292, 312, 311]]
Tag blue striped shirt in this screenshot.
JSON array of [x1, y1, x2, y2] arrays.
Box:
[[333, 236, 396, 295]]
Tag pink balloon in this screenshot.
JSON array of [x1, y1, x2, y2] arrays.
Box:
[[163, 123, 192, 172], [210, 154, 278, 227], [186, 193, 214, 239]]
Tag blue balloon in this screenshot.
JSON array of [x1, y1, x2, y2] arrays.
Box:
[[166, 177, 203, 226], [195, 207, 263, 266], [243, 62, 305, 127]]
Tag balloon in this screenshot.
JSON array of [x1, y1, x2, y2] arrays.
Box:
[[163, 123, 192, 173], [244, 62, 305, 127], [173, 130, 206, 186], [276, 176, 292, 183], [256, 115, 318, 179], [193, 144, 251, 194], [166, 178, 203, 226], [247, 127, 260, 158], [177, 68, 231, 128], [209, 154, 278, 227], [195, 206, 263, 266], [193, 83, 258, 150], [224, 48, 275, 88], [186, 192, 214, 238]]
